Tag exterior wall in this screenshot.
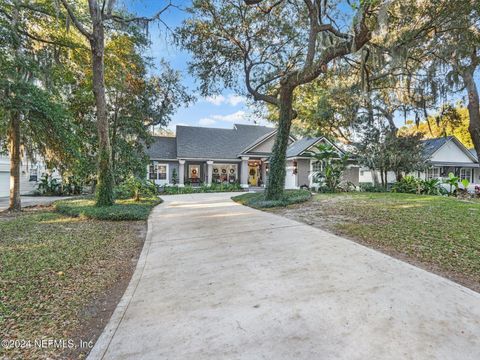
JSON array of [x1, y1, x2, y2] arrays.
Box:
[[296, 159, 310, 188], [342, 166, 360, 186], [432, 141, 473, 163], [359, 169, 396, 184], [284, 159, 298, 189], [0, 153, 55, 197], [248, 136, 276, 153]]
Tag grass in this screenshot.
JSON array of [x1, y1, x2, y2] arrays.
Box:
[[270, 192, 480, 290], [0, 209, 146, 359], [54, 197, 161, 220], [232, 189, 311, 208]]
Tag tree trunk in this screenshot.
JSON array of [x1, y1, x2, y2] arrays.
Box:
[[8, 113, 21, 211], [265, 85, 294, 200], [90, 25, 114, 206], [463, 68, 480, 160], [379, 168, 385, 188]]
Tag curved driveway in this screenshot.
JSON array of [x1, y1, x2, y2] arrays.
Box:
[[89, 192, 480, 360]]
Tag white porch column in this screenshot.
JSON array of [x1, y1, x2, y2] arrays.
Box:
[[261, 158, 267, 187], [241, 156, 249, 188], [178, 159, 185, 187], [206, 160, 213, 186]]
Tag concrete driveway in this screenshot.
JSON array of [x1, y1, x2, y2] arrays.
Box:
[[89, 192, 480, 360]]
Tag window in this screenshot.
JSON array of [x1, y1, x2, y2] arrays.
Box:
[[213, 164, 237, 184], [158, 165, 167, 180], [460, 168, 472, 183], [29, 167, 38, 182], [149, 164, 157, 180], [312, 161, 323, 173], [426, 167, 440, 180]]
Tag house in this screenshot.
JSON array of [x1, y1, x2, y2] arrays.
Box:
[[359, 136, 480, 190], [145, 124, 360, 189], [0, 153, 50, 197]]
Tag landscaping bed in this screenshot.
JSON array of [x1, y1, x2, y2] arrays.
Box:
[[232, 189, 311, 208], [0, 202, 154, 359], [268, 192, 480, 292], [54, 197, 161, 221], [162, 183, 243, 195]]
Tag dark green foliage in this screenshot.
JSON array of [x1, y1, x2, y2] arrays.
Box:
[[306, 143, 349, 192], [391, 176, 447, 196], [171, 168, 178, 185], [162, 183, 243, 195], [36, 174, 83, 196], [114, 176, 158, 200], [359, 183, 388, 193], [232, 190, 311, 209], [55, 197, 161, 221]]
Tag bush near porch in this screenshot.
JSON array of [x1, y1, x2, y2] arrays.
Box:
[[162, 182, 243, 195], [268, 192, 480, 292], [232, 189, 311, 208]]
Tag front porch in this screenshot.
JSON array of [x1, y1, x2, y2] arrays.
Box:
[[148, 157, 268, 189]]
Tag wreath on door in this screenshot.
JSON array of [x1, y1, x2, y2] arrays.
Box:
[[229, 169, 235, 174], [191, 169, 197, 175]]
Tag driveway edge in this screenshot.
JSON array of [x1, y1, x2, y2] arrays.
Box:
[[87, 202, 163, 360]]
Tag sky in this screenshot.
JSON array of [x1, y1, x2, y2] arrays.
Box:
[[124, 0, 271, 133]]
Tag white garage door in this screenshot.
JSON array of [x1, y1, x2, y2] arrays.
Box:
[[0, 172, 9, 197], [284, 166, 297, 189]]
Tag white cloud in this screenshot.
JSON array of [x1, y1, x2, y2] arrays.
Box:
[[204, 94, 246, 107], [226, 95, 246, 106], [204, 95, 225, 106], [198, 118, 216, 126], [211, 111, 247, 123]]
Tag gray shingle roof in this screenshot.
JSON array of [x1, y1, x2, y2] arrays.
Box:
[[145, 136, 177, 159], [421, 136, 454, 157], [286, 137, 323, 158], [155, 124, 275, 160], [176, 124, 274, 159]]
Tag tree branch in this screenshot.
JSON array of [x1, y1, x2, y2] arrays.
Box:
[[60, 0, 92, 40]]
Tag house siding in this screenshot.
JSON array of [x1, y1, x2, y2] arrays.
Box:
[[342, 166, 360, 186], [296, 159, 310, 188]]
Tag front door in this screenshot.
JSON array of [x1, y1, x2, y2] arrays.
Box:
[[248, 163, 259, 186]]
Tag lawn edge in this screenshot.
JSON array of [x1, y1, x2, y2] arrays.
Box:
[[86, 201, 164, 360]]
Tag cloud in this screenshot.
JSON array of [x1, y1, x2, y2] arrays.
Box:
[[204, 94, 246, 107], [211, 111, 247, 123], [204, 95, 225, 106], [198, 118, 216, 126], [226, 95, 245, 106]]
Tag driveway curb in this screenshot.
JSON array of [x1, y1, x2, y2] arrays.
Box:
[[87, 202, 164, 360]]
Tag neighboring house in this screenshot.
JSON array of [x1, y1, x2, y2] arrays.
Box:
[[359, 136, 480, 190], [145, 124, 361, 189], [0, 153, 51, 197]]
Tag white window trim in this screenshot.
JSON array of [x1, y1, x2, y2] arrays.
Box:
[[156, 163, 169, 184], [459, 168, 473, 183], [426, 167, 440, 180]]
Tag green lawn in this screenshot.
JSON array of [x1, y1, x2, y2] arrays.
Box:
[[0, 202, 155, 358], [269, 192, 480, 291]]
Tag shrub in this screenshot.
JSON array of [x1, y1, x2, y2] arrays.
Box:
[[359, 183, 387, 193], [36, 174, 83, 196], [391, 176, 421, 194], [232, 189, 311, 208], [55, 197, 161, 221], [114, 176, 158, 200], [162, 182, 243, 195]]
